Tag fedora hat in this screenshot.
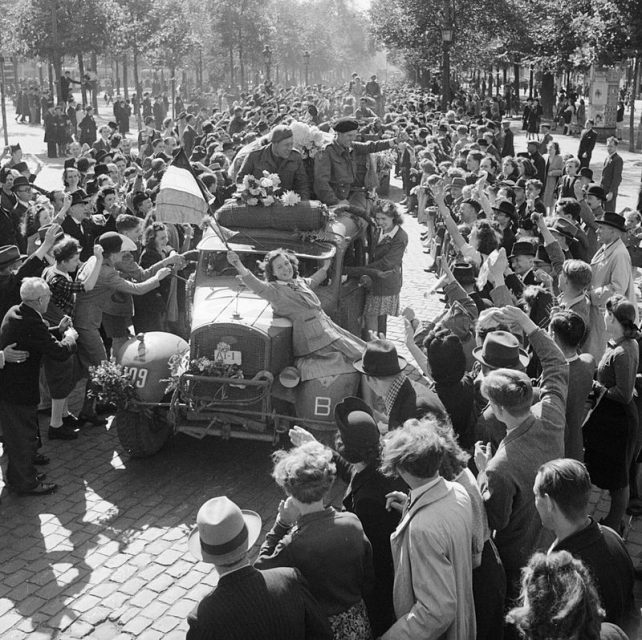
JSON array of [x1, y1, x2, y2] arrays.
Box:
[[595, 211, 626, 232], [334, 397, 379, 459], [11, 175, 31, 191], [70, 189, 91, 206], [547, 217, 577, 241], [452, 262, 476, 286], [0, 245, 27, 267], [187, 497, 261, 565], [579, 168, 593, 180], [508, 240, 536, 260], [473, 331, 529, 369], [492, 199, 517, 220], [585, 183, 606, 201], [353, 339, 407, 377]]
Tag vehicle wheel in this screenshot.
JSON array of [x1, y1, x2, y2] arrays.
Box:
[[114, 406, 172, 458]]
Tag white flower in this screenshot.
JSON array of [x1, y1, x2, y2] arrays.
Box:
[[249, 187, 261, 195], [263, 195, 275, 206], [280, 191, 301, 207], [242, 174, 252, 188], [246, 197, 259, 206], [268, 173, 281, 188], [259, 177, 273, 188]]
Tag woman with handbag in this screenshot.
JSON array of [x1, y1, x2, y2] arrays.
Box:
[[344, 199, 408, 337]]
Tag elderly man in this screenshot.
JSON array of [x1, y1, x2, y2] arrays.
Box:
[[0, 277, 77, 495], [236, 126, 311, 200], [314, 117, 400, 211], [590, 211, 636, 314]]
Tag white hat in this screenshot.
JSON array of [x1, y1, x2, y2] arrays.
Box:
[[187, 497, 262, 565]]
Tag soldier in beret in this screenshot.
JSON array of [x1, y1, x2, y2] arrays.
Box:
[[313, 118, 402, 212], [236, 126, 310, 200]]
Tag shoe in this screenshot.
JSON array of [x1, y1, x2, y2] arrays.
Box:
[[78, 413, 107, 426], [62, 414, 80, 427], [48, 425, 79, 440], [32, 453, 50, 466], [16, 482, 57, 496]]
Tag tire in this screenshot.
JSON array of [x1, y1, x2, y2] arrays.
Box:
[[114, 406, 172, 458]]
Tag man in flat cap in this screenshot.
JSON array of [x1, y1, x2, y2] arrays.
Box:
[[314, 118, 401, 212], [236, 125, 311, 200]]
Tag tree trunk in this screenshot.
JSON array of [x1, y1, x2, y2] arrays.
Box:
[[123, 56, 128, 100], [78, 53, 87, 106], [90, 52, 99, 114], [115, 58, 120, 96], [229, 46, 234, 86], [238, 32, 245, 90], [52, 54, 63, 103], [513, 63, 520, 96], [133, 47, 142, 131], [170, 65, 176, 119], [540, 72, 555, 119], [630, 56, 639, 152], [48, 62, 54, 96]]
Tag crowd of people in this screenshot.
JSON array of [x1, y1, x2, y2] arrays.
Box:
[[1, 74, 642, 639]]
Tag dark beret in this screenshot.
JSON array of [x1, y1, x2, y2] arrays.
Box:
[[333, 118, 359, 133]]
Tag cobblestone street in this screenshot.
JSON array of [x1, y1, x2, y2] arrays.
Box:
[[1, 99, 642, 638]]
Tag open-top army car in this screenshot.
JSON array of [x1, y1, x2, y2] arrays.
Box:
[[113, 206, 370, 457]]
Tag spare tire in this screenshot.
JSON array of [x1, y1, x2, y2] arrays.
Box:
[[114, 406, 172, 458]]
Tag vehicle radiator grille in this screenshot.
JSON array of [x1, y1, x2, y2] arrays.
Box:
[[190, 323, 268, 376]]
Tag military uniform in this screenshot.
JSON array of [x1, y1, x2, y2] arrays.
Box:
[[237, 145, 311, 200], [314, 138, 395, 209]]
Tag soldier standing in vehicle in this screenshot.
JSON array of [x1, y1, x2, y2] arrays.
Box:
[[313, 118, 403, 213], [236, 126, 311, 200]]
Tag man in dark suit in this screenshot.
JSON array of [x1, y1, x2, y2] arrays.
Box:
[[527, 140, 546, 183], [0, 277, 77, 495], [577, 119, 598, 168], [500, 120, 514, 157], [534, 459, 640, 638], [61, 189, 101, 262], [186, 496, 332, 640], [601, 136, 624, 213]]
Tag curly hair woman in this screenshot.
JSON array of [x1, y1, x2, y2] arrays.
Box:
[[507, 551, 627, 640], [255, 441, 374, 639]]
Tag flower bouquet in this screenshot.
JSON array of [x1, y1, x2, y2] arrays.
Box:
[[89, 359, 139, 410], [234, 170, 282, 207]]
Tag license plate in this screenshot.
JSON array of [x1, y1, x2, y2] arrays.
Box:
[[214, 349, 242, 365]]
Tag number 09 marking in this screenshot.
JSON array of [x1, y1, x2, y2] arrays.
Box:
[[314, 396, 332, 416], [123, 366, 148, 389]]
